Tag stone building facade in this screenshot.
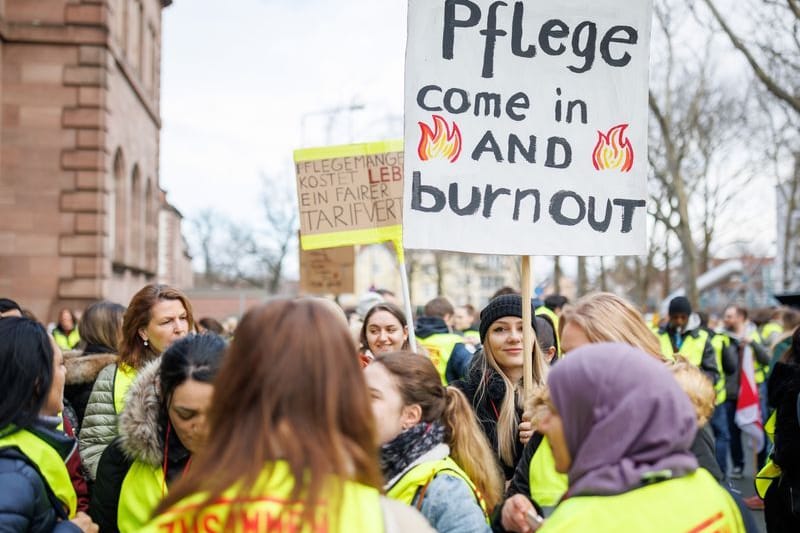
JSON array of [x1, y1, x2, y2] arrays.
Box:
[[0, 0, 191, 323]]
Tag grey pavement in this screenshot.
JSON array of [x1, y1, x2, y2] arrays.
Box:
[[725, 439, 766, 533]]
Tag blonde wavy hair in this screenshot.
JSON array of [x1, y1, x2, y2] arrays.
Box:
[[668, 356, 715, 427], [559, 292, 665, 360], [479, 335, 547, 469]]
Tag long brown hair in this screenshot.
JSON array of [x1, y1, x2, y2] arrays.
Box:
[[375, 352, 504, 511], [79, 300, 125, 353], [119, 284, 194, 369], [154, 299, 382, 524]]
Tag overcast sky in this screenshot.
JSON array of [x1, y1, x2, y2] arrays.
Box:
[[160, 0, 407, 224], [159, 0, 777, 278]]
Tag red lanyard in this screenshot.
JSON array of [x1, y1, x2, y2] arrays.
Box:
[[160, 421, 192, 497]]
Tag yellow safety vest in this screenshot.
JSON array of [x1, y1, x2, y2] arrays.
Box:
[[118, 460, 165, 533], [113, 364, 138, 415], [755, 411, 780, 499], [751, 331, 768, 385], [657, 329, 709, 367], [540, 469, 745, 533], [418, 333, 464, 385], [528, 437, 569, 507], [53, 328, 81, 350], [536, 306, 561, 353], [140, 460, 384, 533], [0, 427, 77, 519], [711, 333, 729, 405], [463, 329, 480, 343], [761, 322, 783, 344], [386, 456, 489, 522]]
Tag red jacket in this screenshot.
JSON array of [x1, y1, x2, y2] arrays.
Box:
[[61, 415, 90, 513]]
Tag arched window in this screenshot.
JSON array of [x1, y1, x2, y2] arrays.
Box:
[[112, 148, 127, 264], [130, 165, 143, 268], [145, 178, 157, 273]]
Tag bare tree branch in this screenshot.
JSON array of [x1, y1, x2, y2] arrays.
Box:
[[701, 0, 800, 114]]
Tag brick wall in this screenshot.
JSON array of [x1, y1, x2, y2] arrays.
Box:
[[0, 0, 176, 322]]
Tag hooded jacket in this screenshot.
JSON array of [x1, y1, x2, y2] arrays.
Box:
[[90, 359, 190, 533], [657, 313, 719, 383], [64, 350, 118, 431], [768, 361, 800, 477], [417, 316, 473, 383], [0, 421, 81, 533]]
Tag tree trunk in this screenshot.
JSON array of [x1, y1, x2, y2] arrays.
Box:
[[676, 220, 700, 308], [435, 253, 445, 296], [663, 236, 671, 299], [576, 257, 588, 297], [782, 156, 800, 289], [599, 257, 607, 292], [553, 256, 562, 294], [632, 256, 644, 308]]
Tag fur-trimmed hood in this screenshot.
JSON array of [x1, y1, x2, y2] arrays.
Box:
[[117, 358, 164, 467], [64, 351, 118, 386]]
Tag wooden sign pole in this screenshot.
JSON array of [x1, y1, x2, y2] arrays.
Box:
[[521, 256, 534, 398], [394, 240, 417, 352]]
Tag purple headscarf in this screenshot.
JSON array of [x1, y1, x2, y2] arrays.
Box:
[[548, 343, 698, 498]]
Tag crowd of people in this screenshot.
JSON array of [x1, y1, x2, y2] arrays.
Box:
[[0, 284, 799, 532]]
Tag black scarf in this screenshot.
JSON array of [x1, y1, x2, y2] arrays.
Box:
[[380, 422, 446, 482], [82, 343, 115, 355]]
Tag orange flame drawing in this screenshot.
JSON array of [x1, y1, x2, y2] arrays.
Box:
[[418, 115, 462, 163], [592, 124, 634, 172]]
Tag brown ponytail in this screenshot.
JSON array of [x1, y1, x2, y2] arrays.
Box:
[[374, 352, 503, 512], [443, 386, 504, 511]]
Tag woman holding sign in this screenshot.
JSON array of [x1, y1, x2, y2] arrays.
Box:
[[454, 294, 548, 480], [142, 299, 433, 532]]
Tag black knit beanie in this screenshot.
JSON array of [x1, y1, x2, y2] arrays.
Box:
[[668, 296, 692, 317], [479, 294, 538, 343]]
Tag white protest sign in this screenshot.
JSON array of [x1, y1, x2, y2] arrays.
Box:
[[403, 0, 652, 255]]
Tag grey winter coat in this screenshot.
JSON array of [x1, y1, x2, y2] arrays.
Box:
[[91, 359, 175, 533], [78, 363, 121, 479]]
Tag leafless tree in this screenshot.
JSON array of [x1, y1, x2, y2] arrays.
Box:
[[697, 0, 800, 289], [699, 0, 799, 115], [190, 208, 223, 284], [187, 174, 298, 293], [648, 0, 752, 306], [256, 172, 299, 293]]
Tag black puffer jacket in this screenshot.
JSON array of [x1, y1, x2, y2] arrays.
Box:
[[769, 361, 800, 477], [64, 350, 118, 431], [453, 350, 523, 480], [0, 423, 81, 532]]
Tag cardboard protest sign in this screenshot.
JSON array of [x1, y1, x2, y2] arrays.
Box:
[[294, 141, 404, 256], [299, 245, 355, 294], [403, 0, 653, 255]]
